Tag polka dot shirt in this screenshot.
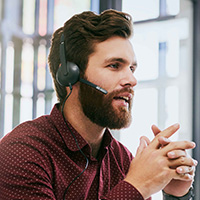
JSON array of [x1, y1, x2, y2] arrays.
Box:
[[0, 104, 149, 200]]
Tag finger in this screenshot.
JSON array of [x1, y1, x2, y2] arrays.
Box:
[[161, 141, 196, 155], [168, 169, 194, 181], [174, 173, 194, 181], [168, 156, 198, 169], [167, 149, 186, 159], [170, 169, 194, 181], [136, 137, 148, 156], [150, 123, 180, 149], [176, 166, 195, 175], [158, 136, 171, 147], [141, 136, 151, 146], [151, 124, 161, 136]]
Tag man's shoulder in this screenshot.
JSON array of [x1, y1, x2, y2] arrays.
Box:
[[0, 114, 54, 147]]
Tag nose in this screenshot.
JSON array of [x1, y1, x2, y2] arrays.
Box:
[[120, 67, 137, 88]]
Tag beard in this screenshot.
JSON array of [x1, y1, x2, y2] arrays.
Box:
[[78, 79, 134, 129]]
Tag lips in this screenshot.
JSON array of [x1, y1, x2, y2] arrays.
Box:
[[113, 93, 133, 103]]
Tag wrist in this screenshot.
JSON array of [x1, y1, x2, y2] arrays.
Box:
[[162, 187, 194, 200], [124, 178, 149, 199]]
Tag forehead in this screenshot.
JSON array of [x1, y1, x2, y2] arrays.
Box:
[[90, 36, 136, 64]]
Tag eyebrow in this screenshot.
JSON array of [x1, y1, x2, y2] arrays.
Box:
[[103, 57, 137, 67]]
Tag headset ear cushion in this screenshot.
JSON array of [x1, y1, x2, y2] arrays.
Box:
[[56, 62, 80, 87]]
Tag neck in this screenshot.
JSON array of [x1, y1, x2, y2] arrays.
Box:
[[61, 91, 106, 158]]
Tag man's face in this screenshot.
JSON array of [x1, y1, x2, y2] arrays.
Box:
[[78, 36, 137, 129]]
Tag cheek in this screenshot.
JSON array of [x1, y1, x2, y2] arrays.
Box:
[[84, 67, 120, 92], [85, 70, 110, 88]]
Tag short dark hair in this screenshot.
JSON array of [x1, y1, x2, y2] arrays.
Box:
[[48, 9, 133, 104]]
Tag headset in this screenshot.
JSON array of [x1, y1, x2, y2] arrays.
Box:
[[56, 33, 108, 94]]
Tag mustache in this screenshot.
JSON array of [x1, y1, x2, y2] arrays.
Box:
[[108, 87, 134, 98]]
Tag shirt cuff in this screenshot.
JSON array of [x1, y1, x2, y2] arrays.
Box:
[[162, 187, 194, 200], [101, 180, 144, 200]]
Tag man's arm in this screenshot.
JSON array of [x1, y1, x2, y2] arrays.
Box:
[[0, 138, 56, 200], [101, 180, 151, 200]]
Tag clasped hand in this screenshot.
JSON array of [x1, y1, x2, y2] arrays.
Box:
[[124, 123, 198, 199]]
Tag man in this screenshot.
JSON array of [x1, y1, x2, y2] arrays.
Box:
[[0, 9, 197, 200]]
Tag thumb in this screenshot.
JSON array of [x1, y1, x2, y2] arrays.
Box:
[[136, 136, 149, 156]]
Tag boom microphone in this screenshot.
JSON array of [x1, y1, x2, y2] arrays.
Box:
[[79, 78, 108, 94]]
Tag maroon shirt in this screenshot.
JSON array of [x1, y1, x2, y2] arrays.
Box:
[[0, 104, 147, 200]]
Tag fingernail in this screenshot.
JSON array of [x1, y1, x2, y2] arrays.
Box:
[[194, 159, 198, 166], [174, 123, 180, 128], [178, 167, 183, 173], [191, 142, 196, 148], [168, 152, 175, 158], [164, 138, 171, 143]]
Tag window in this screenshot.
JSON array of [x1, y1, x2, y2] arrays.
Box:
[[120, 0, 193, 199], [22, 0, 35, 34], [122, 0, 180, 22], [0, 0, 91, 137], [54, 0, 91, 30], [122, 0, 160, 21]]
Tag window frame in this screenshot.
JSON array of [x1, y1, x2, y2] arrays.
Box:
[[192, 0, 200, 198]]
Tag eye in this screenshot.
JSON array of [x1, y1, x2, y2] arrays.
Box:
[[130, 65, 136, 73], [108, 63, 120, 69]]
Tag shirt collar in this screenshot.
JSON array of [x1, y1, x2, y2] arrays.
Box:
[[50, 103, 114, 153]]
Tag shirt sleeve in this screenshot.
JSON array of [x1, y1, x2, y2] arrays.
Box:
[[101, 180, 151, 200], [0, 136, 56, 200]]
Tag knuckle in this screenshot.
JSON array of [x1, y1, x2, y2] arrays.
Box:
[[183, 140, 190, 147], [176, 149, 185, 157], [169, 141, 177, 149], [180, 156, 185, 164], [158, 158, 166, 166], [184, 174, 192, 180], [189, 158, 195, 166], [151, 150, 159, 158]]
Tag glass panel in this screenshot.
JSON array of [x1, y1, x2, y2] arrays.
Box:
[[39, 0, 47, 36], [45, 47, 54, 90], [36, 93, 45, 117], [130, 18, 189, 81], [5, 42, 14, 93], [131, 33, 159, 81], [120, 88, 158, 155], [54, 0, 91, 30], [166, 0, 180, 15], [21, 39, 34, 97], [165, 86, 179, 141], [4, 94, 13, 134], [20, 97, 33, 123], [23, 0, 35, 34], [122, 0, 159, 22], [37, 40, 46, 91], [166, 33, 180, 77], [52, 92, 57, 105]]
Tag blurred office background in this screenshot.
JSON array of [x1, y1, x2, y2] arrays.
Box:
[[0, 0, 199, 199]]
